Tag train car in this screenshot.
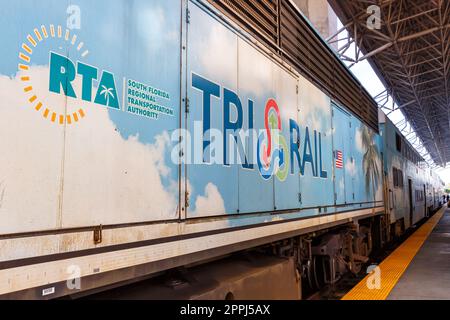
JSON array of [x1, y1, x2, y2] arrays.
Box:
[[379, 112, 444, 237], [0, 0, 443, 299]]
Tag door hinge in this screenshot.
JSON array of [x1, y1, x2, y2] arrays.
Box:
[[298, 193, 302, 204], [186, 8, 191, 24], [296, 85, 299, 94], [185, 191, 190, 208], [185, 97, 190, 113], [334, 193, 337, 202]]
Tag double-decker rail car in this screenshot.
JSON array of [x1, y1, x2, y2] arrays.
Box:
[[380, 112, 444, 237], [0, 0, 443, 299]]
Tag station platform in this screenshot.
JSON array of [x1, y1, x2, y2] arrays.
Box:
[[342, 206, 450, 300]]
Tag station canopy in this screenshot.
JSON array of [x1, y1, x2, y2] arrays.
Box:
[[328, 0, 450, 167]]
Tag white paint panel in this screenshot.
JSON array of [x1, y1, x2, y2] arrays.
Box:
[[0, 68, 65, 234], [0, 207, 384, 295]]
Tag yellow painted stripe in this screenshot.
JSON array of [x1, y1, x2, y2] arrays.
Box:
[[50, 25, 55, 37], [35, 102, 42, 111], [22, 44, 33, 55], [43, 108, 50, 118], [27, 35, 37, 47], [34, 28, 42, 41], [66, 115, 72, 124], [29, 95, 37, 103], [19, 64, 29, 71], [21, 76, 30, 82], [73, 112, 79, 122], [58, 25, 62, 38], [41, 25, 48, 38], [19, 53, 30, 63], [79, 109, 85, 118], [23, 86, 32, 92], [77, 42, 84, 51], [71, 35, 77, 45], [65, 29, 69, 41], [59, 115, 64, 124], [51, 112, 56, 122], [342, 207, 446, 300]]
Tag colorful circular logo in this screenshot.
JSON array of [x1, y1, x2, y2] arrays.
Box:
[[257, 99, 289, 181]]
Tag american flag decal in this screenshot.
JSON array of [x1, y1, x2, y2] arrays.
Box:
[[335, 150, 343, 169]]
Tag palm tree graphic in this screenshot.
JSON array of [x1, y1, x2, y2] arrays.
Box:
[[100, 85, 115, 107], [361, 125, 381, 201]]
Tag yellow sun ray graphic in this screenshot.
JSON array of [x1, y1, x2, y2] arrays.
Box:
[[18, 25, 89, 125]]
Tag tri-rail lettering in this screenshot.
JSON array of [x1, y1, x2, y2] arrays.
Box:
[[192, 73, 328, 180]]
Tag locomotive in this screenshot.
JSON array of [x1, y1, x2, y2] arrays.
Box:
[[0, 0, 444, 299]]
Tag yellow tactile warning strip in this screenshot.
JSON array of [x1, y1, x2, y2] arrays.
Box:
[[342, 206, 446, 300]]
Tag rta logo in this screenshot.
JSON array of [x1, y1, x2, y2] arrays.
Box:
[[49, 51, 120, 110]]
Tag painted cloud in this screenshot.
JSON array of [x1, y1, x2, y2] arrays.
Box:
[[193, 183, 226, 217], [0, 66, 179, 233]]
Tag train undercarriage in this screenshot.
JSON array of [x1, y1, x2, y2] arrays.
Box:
[[79, 214, 392, 300], [68, 191, 444, 301]]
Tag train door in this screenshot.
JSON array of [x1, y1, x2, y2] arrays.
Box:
[[297, 76, 334, 210], [272, 69, 301, 211], [408, 179, 413, 227], [332, 104, 351, 205], [433, 188, 436, 209], [185, 1, 240, 217], [424, 184, 427, 217]]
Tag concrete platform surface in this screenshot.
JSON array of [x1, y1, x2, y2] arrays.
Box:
[[388, 209, 450, 300]]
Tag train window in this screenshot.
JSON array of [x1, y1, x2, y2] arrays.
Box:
[[393, 167, 404, 188], [393, 168, 398, 187], [415, 190, 424, 202], [399, 170, 404, 187], [395, 133, 402, 153]]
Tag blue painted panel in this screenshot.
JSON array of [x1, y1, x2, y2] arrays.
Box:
[[186, 2, 239, 217], [345, 118, 355, 203], [352, 117, 370, 204], [0, 0, 183, 231], [298, 77, 334, 208], [186, 1, 340, 217], [62, 0, 182, 227], [237, 39, 275, 213], [332, 105, 350, 205], [272, 62, 301, 211]]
